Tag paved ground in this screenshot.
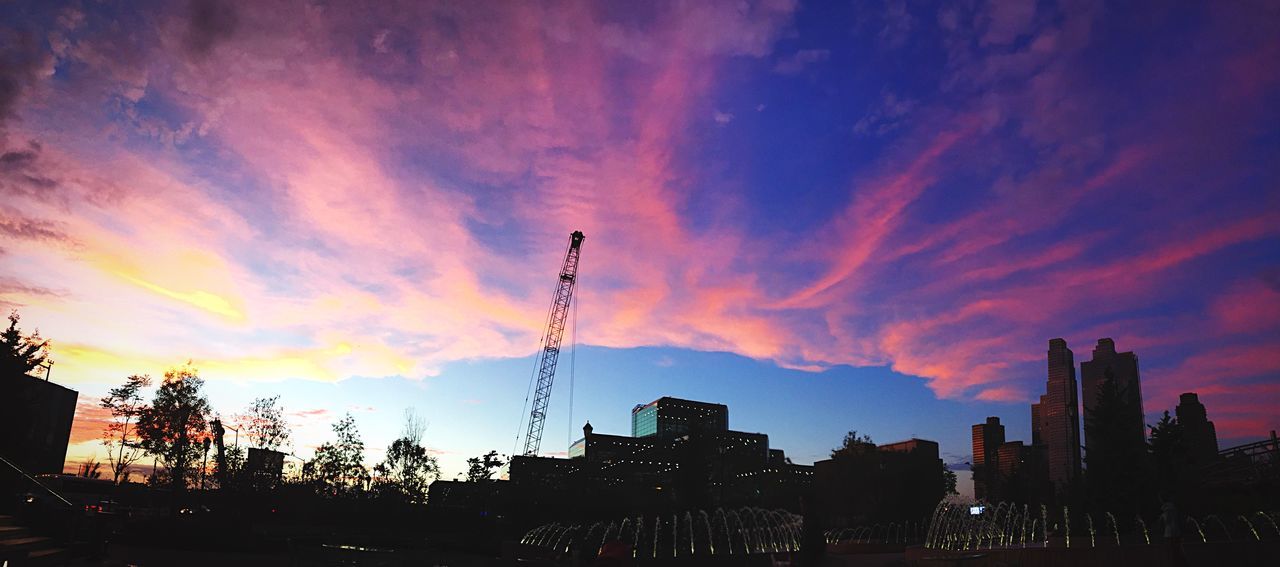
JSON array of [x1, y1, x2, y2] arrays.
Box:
[[68, 544, 509, 566], [62, 545, 908, 566]]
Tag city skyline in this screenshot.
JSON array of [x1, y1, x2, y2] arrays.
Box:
[[1, 0, 1277, 486]]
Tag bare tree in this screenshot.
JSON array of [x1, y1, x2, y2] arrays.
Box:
[[240, 395, 291, 451], [101, 374, 152, 483]]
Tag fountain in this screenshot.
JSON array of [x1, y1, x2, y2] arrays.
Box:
[[1105, 512, 1119, 547], [1085, 512, 1095, 548], [1041, 504, 1049, 548], [1254, 511, 1279, 538], [514, 506, 803, 560], [1185, 517, 1206, 543], [1238, 515, 1260, 541], [1063, 505, 1071, 548], [1136, 516, 1150, 545]]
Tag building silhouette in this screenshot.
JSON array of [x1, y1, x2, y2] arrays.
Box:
[[814, 438, 948, 526], [501, 396, 812, 520], [1039, 338, 1081, 492], [0, 372, 76, 475], [1030, 402, 1042, 445], [1081, 338, 1145, 456], [971, 417, 1005, 501], [1176, 392, 1219, 466]]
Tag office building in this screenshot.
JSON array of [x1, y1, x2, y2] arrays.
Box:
[[1176, 392, 1219, 466], [971, 417, 1005, 501], [631, 397, 728, 438], [505, 396, 811, 517], [1041, 338, 1081, 491], [1080, 338, 1145, 455], [1030, 402, 1042, 445]]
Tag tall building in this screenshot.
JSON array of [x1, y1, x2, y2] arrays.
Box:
[[1176, 392, 1219, 466], [631, 397, 728, 438], [971, 417, 1005, 501], [1080, 338, 1145, 456], [1041, 338, 1081, 491], [1030, 402, 1042, 446]]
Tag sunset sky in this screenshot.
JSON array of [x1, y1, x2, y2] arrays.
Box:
[[1, 0, 1277, 490]]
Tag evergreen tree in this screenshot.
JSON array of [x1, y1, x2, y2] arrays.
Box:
[[1147, 411, 1186, 495], [1, 310, 49, 377], [1083, 373, 1147, 519]]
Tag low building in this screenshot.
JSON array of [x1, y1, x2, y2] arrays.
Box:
[[814, 438, 948, 526], [499, 396, 811, 520], [1, 372, 77, 474]]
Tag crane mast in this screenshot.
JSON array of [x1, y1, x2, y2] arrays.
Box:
[[522, 230, 585, 456]]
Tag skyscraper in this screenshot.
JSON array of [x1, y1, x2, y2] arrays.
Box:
[[1031, 401, 1042, 445], [1042, 338, 1081, 491], [1176, 392, 1219, 465], [1080, 338, 1145, 455], [972, 417, 1005, 501]]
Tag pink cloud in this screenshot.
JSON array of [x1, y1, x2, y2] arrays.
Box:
[[69, 398, 112, 445], [1210, 280, 1280, 336], [1, 0, 1276, 437]]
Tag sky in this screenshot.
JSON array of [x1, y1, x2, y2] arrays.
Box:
[[1, 0, 1277, 495]]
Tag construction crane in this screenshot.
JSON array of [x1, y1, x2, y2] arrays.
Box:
[[522, 230, 585, 456]]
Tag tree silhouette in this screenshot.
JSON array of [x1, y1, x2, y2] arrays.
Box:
[[241, 395, 290, 451], [942, 467, 959, 495], [831, 430, 875, 459], [373, 410, 438, 502], [101, 374, 152, 484], [465, 450, 505, 482], [1, 310, 48, 377], [1147, 410, 1186, 495], [77, 457, 103, 479], [1083, 372, 1147, 519], [136, 365, 211, 493], [308, 413, 368, 498], [217, 442, 245, 488]]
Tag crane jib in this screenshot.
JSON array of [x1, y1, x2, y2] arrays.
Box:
[[521, 230, 584, 456]]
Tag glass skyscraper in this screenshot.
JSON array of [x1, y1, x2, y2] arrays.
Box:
[[1042, 338, 1081, 491]]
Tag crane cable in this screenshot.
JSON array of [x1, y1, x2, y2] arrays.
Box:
[[567, 269, 579, 451]]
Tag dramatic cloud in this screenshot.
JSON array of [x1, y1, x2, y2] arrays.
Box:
[[0, 0, 1276, 460]]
